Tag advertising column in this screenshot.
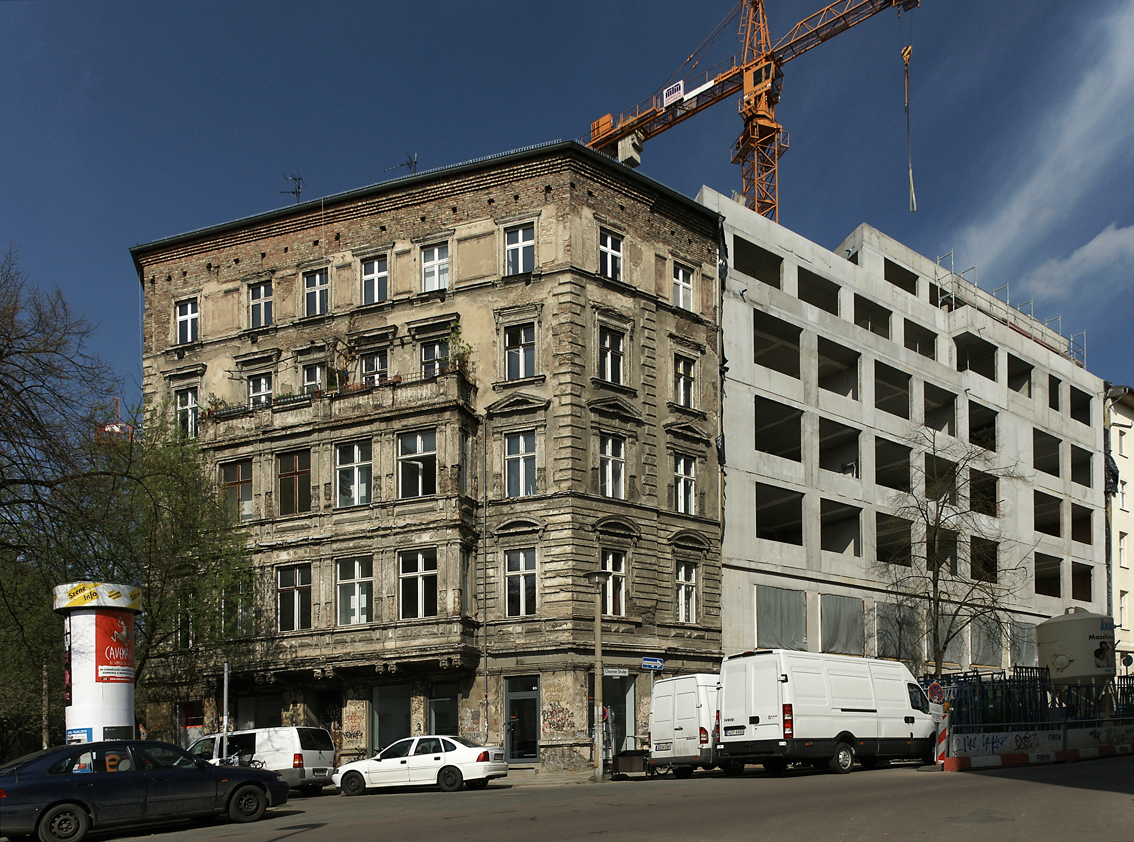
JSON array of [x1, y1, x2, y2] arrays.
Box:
[[53, 581, 143, 744]]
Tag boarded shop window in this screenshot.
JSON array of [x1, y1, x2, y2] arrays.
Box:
[[821, 594, 865, 656], [756, 585, 806, 650]]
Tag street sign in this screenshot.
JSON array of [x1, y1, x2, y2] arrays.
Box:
[[927, 682, 944, 704], [642, 657, 664, 671], [604, 667, 629, 677]]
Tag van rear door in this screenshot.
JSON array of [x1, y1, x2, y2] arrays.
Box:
[[719, 653, 782, 749], [673, 681, 701, 759]]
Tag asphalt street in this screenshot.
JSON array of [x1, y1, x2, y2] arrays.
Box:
[[46, 756, 1134, 842]]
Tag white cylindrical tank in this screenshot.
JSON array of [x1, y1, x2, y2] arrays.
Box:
[[53, 582, 143, 743], [1036, 607, 1116, 685]]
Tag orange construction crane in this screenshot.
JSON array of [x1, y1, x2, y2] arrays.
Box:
[[585, 0, 919, 222]]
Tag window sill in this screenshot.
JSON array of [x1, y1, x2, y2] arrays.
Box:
[[666, 402, 707, 421], [492, 374, 546, 391], [297, 312, 332, 325], [590, 377, 638, 398]]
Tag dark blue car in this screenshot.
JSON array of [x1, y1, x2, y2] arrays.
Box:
[[0, 740, 288, 842]]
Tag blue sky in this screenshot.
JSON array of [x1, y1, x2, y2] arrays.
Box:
[[3, 1, 1132, 407]]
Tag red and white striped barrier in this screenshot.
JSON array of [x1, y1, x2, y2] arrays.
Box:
[[943, 743, 1134, 771]]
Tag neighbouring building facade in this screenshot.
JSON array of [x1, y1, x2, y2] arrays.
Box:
[[1107, 387, 1134, 674], [700, 186, 1108, 670], [132, 142, 723, 769]]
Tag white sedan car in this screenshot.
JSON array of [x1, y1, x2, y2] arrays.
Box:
[[333, 735, 507, 794]]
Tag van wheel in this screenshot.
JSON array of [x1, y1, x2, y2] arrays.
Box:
[[438, 766, 464, 792], [762, 758, 787, 776], [721, 761, 744, 776], [340, 772, 366, 796], [829, 743, 854, 774], [673, 765, 694, 779]]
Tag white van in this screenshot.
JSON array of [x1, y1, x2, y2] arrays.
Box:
[[715, 650, 934, 774], [648, 674, 739, 777], [188, 726, 337, 794]]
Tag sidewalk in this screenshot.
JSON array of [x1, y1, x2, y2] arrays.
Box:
[[501, 766, 648, 788]]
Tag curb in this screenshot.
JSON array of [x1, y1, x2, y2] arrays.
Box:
[[943, 742, 1134, 771]]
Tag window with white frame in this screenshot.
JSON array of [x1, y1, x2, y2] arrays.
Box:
[[676, 560, 696, 623], [506, 548, 537, 617], [399, 548, 438, 619], [1120, 429, 1126, 457], [674, 354, 695, 408], [176, 299, 198, 344], [673, 263, 693, 310], [421, 339, 449, 378], [1120, 532, 1128, 569], [337, 557, 373, 626], [336, 440, 372, 508], [222, 459, 253, 521], [599, 230, 622, 281], [278, 564, 312, 632], [361, 350, 388, 386], [249, 373, 272, 407], [599, 434, 625, 499], [506, 224, 535, 275], [1120, 590, 1128, 629], [601, 549, 626, 616], [399, 430, 437, 498], [1122, 481, 1129, 511], [598, 326, 624, 385], [506, 432, 536, 497], [505, 322, 535, 380], [304, 269, 329, 317], [175, 387, 198, 438], [362, 256, 389, 305], [303, 362, 325, 393], [422, 244, 449, 292], [675, 453, 695, 515], [250, 282, 273, 328]]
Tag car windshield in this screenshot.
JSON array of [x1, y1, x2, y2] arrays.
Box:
[[445, 736, 485, 749], [0, 747, 55, 774]]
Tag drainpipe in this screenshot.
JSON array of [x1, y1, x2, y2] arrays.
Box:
[[482, 415, 489, 743]]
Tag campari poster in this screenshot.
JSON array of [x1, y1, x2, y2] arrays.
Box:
[[95, 610, 135, 683]]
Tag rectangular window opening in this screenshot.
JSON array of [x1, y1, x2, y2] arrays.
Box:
[[755, 396, 803, 462], [854, 294, 891, 339], [874, 362, 911, 419], [817, 337, 859, 400], [818, 418, 860, 477], [755, 483, 804, 545], [754, 311, 801, 378], [797, 268, 839, 315], [733, 235, 781, 288]]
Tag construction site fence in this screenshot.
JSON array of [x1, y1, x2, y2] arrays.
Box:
[[919, 669, 1134, 729]]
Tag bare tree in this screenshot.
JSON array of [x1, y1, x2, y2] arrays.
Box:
[[874, 425, 1029, 677], [0, 250, 249, 753]]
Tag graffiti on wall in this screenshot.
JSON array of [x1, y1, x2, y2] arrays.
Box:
[[542, 702, 575, 734], [342, 708, 365, 743]]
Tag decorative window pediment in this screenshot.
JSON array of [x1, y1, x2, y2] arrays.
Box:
[[664, 419, 712, 444], [587, 395, 643, 423], [486, 392, 551, 417], [593, 515, 640, 541], [497, 516, 546, 537], [406, 312, 459, 339], [347, 325, 398, 349]]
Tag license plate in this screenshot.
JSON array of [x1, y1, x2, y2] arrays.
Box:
[[724, 726, 746, 736], [491, 752, 503, 761], [654, 742, 672, 752], [313, 768, 328, 776]]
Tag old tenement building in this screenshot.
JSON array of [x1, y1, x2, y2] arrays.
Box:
[[132, 142, 723, 769]]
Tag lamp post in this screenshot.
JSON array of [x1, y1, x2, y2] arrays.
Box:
[[584, 569, 611, 783]]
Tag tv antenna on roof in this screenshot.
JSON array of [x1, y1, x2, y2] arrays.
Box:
[[281, 172, 305, 204], [385, 153, 418, 175]]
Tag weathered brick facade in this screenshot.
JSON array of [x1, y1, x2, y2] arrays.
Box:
[[133, 142, 723, 770]]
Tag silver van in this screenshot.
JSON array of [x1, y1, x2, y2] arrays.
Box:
[[188, 726, 336, 795]]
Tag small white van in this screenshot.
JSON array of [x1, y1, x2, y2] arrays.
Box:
[[648, 674, 731, 778], [188, 726, 337, 794], [715, 649, 934, 774]]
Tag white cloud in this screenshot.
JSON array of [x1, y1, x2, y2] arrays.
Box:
[[1021, 222, 1134, 301], [952, 2, 1134, 289]]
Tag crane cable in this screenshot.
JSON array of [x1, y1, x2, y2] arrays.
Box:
[[899, 9, 916, 212]]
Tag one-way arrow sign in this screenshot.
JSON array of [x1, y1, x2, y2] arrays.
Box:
[[642, 657, 664, 670]]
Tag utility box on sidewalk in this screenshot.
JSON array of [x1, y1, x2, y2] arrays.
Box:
[[612, 749, 648, 774]]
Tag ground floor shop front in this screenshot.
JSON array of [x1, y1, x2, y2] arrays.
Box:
[[147, 663, 678, 772]]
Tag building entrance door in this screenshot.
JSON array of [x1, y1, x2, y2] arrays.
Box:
[[505, 676, 539, 762]]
